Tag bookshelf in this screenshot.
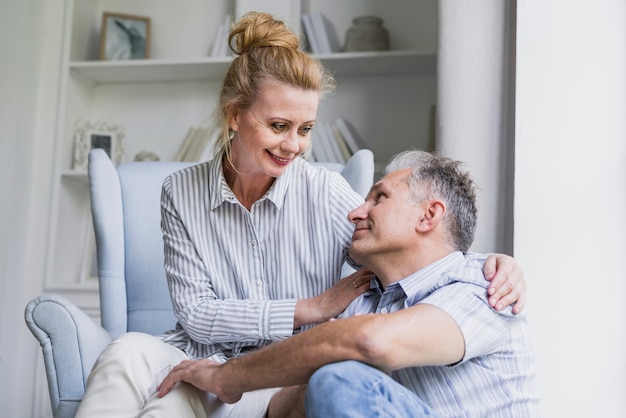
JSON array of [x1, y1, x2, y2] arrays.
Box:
[[45, 0, 438, 303]]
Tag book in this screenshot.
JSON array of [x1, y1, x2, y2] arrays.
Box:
[[322, 123, 345, 163], [301, 14, 321, 54], [331, 124, 352, 161], [176, 124, 213, 162], [209, 25, 223, 57], [187, 127, 211, 161], [309, 119, 370, 163], [235, 0, 301, 33], [175, 127, 197, 161], [335, 118, 366, 155], [209, 15, 232, 57], [220, 16, 233, 56], [311, 122, 332, 162], [310, 13, 340, 53]]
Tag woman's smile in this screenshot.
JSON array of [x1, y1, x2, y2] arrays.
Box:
[[267, 150, 291, 166]]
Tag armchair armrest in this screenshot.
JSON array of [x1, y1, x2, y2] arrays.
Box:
[[24, 294, 112, 418]]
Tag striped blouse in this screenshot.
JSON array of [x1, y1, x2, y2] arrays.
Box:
[[341, 251, 542, 417], [159, 156, 363, 360]]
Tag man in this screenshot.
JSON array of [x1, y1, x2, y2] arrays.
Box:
[[157, 150, 542, 417]]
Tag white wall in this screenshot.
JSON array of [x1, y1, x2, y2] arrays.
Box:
[[515, 0, 626, 416], [0, 0, 66, 416]]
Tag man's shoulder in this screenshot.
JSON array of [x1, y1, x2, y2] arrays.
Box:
[[401, 252, 486, 298], [426, 255, 518, 318], [447, 253, 490, 287]]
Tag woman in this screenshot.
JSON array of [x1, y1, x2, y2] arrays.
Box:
[[76, 12, 525, 418]]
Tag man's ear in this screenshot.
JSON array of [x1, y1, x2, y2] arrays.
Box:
[[416, 200, 446, 232]]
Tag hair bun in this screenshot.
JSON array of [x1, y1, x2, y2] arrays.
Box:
[[229, 11, 299, 55]]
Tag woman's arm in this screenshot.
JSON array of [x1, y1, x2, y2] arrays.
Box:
[[161, 177, 296, 346], [483, 253, 527, 314], [293, 269, 372, 328]]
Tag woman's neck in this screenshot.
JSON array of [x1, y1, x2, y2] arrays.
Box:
[[222, 156, 275, 211]]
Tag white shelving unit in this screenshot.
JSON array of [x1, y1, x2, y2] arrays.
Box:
[[69, 50, 436, 83], [45, 0, 438, 304]]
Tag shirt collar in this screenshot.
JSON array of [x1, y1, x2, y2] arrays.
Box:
[[399, 251, 466, 302], [207, 155, 297, 210], [368, 251, 466, 302]]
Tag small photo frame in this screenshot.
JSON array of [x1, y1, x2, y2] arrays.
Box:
[[72, 120, 126, 171], [100, 12, 151, 61]]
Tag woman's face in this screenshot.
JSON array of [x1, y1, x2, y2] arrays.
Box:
[[228, 78, 320, 179]]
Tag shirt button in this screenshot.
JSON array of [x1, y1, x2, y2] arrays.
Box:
[[380, 308, 388, 314], [251, 240, 257, 246], [256, 279, 263, 286]]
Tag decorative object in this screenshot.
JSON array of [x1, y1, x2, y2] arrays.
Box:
[[344, 16, 390, 52], [134, 151, 160, 162], [100, 12, 151, 60], [72, 120, 126, 171]]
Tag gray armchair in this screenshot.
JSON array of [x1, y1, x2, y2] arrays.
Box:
[[25, 148, 374, 418]]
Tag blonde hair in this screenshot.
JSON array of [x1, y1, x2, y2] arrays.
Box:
[[211, 12, 335, 160]]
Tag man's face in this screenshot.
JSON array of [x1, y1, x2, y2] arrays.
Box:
[[347, 168, 420, 264]]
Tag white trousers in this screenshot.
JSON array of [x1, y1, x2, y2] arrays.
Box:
[[75, 332, 279, 418]]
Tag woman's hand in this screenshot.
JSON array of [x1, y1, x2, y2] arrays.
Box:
[[483, 254, 527, 314], [294, 268, 373, 328]]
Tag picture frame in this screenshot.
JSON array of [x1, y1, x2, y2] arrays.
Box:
[[72, 120, 126, 171], [100, 12, 151, 61]]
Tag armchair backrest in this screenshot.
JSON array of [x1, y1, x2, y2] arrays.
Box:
[[89, 149, 191, 338], [88, 148, 374, 339]]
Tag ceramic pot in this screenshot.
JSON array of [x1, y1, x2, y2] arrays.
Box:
[[344, 16, 390, 52]]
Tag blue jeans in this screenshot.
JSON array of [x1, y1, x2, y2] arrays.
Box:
[[305, 360, 439, 417]]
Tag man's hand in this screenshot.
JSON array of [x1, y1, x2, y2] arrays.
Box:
[[157, 359, 241, 404], [483, 253, 527, 314]]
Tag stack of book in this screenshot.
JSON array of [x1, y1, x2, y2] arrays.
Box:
[[175, 124, 214, 162], [301, 13, 341, 54], [309, 118, 367, 163]]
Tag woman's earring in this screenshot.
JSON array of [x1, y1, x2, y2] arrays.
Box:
[[228, 129, 235, 140]]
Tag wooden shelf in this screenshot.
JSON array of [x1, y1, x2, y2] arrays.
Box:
[[69, 50, 436, 84]]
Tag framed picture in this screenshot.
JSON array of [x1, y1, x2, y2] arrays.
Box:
[[72, 120, 126, 171], [100, 12, 151, 60]]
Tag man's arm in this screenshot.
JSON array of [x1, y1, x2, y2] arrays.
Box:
[[157, 304, 464, 402]]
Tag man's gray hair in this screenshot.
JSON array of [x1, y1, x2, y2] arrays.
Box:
[[385, 150, 477, 252]]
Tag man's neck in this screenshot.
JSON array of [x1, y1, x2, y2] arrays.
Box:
[[372, 246, 454, 288]]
